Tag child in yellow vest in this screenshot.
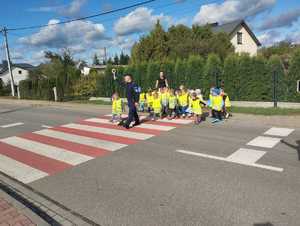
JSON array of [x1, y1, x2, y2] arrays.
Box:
[[151, 91, 162, 120], [211, 88, 224, 123], [190, 92, 202, 124], [178, 89, 189, 118], [221, 92, 232, 119], [190, 92, 206, 124], [139, 92, 146, 112], [160, 87, 169, 118], [168, 89, 178, 119], [146, 89, 154, 113], [111, 92, 123, 123]]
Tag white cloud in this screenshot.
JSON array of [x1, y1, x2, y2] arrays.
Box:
[[114, 7, 170, 36], [193, 0, 276, 25], [28, 0, 86, 17], [257, 30, 282, 46], [19, 19, 106, 49], [112, 36, 136, 50]]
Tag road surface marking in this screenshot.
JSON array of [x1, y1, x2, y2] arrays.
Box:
[[0, 154, 48, 183], [176, 149, 283, 172], [41, 125, 53, 128], [247, 136, 281, 148], [35, 129, 127, 151], [62, 123, 154, 140], [157, 118, 193, 125], [21, 133, 109, 158], [0, 141, 71, 174], [1, 137, 92, 165], [227, 148, 266, 164], [85, 118, 175, 131], [264, 127, 295, 137], [52, 126, 139, 145], [0, 122, 24, 128]]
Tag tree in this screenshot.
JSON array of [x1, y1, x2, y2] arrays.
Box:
[[268, 55, 286, 101], [119, 52, 130, 65], [204, 54, 222, 95], [287, 50, 300, 102], [113, 54, 119, 65], [93, 54, 100, 65], [186, 55, 205, 89], [174, 58, 187, 88], [223, 54, 241, 100]]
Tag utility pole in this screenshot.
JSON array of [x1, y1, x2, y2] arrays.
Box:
[[2, 27, 15, 96], [104, 47, 107, 64]]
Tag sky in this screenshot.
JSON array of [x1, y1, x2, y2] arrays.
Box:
[[0, 0, 300, 65]]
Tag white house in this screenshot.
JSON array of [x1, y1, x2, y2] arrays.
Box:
[[212, 20, 261, 56], [0, 63, 35, 85]]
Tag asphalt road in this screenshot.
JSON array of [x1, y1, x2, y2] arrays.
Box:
[[0, 101, 300, 226]]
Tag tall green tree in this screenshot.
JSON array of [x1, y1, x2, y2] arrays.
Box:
[[287, 50, 300, 102], [203, 53, 222, 96]]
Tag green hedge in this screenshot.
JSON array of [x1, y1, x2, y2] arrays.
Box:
[[98, 52, 300, 102]]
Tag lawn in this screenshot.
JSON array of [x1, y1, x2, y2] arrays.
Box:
[[231, 106, 300, 116]]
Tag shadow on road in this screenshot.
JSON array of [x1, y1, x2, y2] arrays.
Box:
[[253, 222, 273, 226], [281, 140, 300, 161]]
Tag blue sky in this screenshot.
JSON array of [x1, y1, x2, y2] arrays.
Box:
[[0, 0, 300, 65]]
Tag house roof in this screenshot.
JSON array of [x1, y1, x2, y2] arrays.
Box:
[[0, 63, 36, 74], [211, 20, 261, 46]]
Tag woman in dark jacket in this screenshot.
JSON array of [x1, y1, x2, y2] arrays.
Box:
[[155, 71, 169, 89]]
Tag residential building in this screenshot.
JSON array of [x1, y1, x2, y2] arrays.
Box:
[[211, 20, 261, 56], [0, 62, 35, 85]]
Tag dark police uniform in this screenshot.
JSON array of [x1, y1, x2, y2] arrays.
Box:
[[115, 76, 140, 128]]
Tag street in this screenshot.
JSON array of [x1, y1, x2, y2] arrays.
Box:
[[0, 101, 300, 226]]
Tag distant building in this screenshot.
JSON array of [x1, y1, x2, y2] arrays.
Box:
[[81, 65, 107, 76], [0, 62, 35, 85], [211, 20, 261, 56]]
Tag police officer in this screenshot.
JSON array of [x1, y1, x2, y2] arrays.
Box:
[[114, 73, 140, 129]]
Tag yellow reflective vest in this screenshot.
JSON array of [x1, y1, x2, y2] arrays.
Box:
[[178, 93, 188, 107], [225, 96, 231, 107], [139, 93, 146, 102], [191, 98, 202, 115], [211, 95, 223, 111], [112, 99, 123, 115], [168, 95, 177, 109], [152, 97, 162, 114], [146, 94, 153, 107]]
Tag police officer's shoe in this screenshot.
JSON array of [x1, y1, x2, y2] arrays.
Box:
[[123, 124, 130, 129], [132, 122, 140, 127]]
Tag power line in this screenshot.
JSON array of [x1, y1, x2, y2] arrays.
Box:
[[7, 0, 156, 31]]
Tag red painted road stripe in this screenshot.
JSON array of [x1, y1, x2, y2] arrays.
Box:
[[51, 126, 139, 145], [80, 120, 161, 135], [20, 133, 109, 158], [0, 142, 71, 175]]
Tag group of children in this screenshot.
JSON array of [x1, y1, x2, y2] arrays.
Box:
[[111, 85, 231, 125]]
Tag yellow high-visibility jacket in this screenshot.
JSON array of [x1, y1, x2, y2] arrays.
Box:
[[211, 95, 223, 111], [168, 95, 177, 109], [112, 99, 123, 115], [152, 97, 162, 114], [178, 93, 189, 107], [191, 98, 202, 115]]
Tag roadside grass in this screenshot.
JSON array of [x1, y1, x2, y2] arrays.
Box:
[[69, 99, 111, 105], [231, 106, 300, 115]]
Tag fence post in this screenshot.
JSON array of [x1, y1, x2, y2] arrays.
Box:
[[17, 86, 20, 99], [53, 87, 58, 102], [273, 70, 278, 108]]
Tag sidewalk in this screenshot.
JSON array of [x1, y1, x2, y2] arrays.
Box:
[[0, 190, 48, 226]]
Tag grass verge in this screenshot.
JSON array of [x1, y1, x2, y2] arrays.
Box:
[[231, 106, 300, 116], [69, 99, 111, 105]]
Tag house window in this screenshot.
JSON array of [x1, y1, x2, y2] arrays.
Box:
[[18, 70, 22, 74], [237, 32, 243, 45]]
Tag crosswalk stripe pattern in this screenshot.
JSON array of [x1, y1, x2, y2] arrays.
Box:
[[0, 114, 192, 184]]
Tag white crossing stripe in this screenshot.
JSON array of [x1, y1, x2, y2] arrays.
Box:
[[227, 148, 266, 164], [156, 118, 193, 125], [41, 125, 53, 129], [1, 137, 92, 165], [62, 123, 154, 140], [35, 129, 127, 151], [264, 127, 295, 137], [176, 149, 283, 172], [0, 154, 48, 183], [85, 118, 175, 131], [0, 122, 24, 128], [247, 136, 281, 148]]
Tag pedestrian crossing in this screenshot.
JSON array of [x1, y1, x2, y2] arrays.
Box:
[[0, 115, 193, 184]]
